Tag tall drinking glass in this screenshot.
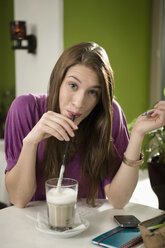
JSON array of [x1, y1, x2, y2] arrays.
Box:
[[45, 178, 78, 231]]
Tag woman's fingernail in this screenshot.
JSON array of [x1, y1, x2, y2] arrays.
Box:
[[71, 132, 75, 137], [141, 110, 154, 116], [148, 110, 154, 115]]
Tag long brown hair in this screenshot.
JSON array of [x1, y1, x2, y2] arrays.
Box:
[[42, 42, 117, 205]]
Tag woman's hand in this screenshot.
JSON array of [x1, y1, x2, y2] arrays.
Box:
[[132, 101, 165, 137], [24, 111, 78, 144]]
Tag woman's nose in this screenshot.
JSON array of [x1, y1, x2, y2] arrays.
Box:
[[72, 92, 86, 108]]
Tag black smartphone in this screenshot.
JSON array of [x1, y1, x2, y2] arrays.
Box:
[[114, 215, 140, 228]]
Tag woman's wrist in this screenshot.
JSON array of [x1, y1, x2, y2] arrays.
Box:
[[123, 152, 144, 167], [23, 135, 39, 147], [130, 127, 145, 144], [124, 128, 144, 162], [131, 120, 146, 139]]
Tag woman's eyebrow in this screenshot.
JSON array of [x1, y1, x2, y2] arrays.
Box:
[[67, 76, 101, 89], [67, 75, 81, 83]]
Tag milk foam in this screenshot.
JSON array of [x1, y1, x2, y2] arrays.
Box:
[[47, 188, 77, 204]]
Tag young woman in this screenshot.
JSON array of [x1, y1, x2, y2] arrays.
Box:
[[5, 42, 165, 208]]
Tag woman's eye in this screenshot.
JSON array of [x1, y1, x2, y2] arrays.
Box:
[[89, 89, 98, 96], [69, 83, 77, 89]]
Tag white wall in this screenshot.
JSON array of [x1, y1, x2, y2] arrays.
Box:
[[14, 0, 63, 96], [0, 140, 10, 205], [149, 0, 164, 105]]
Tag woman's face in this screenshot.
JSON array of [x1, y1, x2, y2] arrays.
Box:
[[59, 64, 102, 125]]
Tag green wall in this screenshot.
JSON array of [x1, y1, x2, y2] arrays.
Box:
[[0, 0, 15, 138], [0, 0, 15, 93], [0, 0, 152, 124], [64, 0, 152, 123]]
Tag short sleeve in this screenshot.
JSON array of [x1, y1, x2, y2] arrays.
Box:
[[112, 99, 130, 158], [4, 94, 40, 172], [102, 99, 130, 188]]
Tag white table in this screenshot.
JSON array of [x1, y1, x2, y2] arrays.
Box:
[[0, 200, 163, 248]]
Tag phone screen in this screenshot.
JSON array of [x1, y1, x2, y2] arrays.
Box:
[[114, 215, 140, 227]]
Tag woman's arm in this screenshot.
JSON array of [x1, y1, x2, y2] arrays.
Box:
[[104, 131, 142, 209], [105, 101, 165, 209], [5, 140, 38, 208], [5, 111, 77, 208]]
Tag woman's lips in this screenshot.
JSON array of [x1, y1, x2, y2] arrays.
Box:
[[67, 111, 81, 119]]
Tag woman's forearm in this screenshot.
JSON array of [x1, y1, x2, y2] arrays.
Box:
[[5, 111, 77, 208], [5, 138, 38, 208], [105, 130, 144, 209]]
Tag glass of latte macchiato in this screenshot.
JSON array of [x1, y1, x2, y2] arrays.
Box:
[[45, 178, 78, 231]]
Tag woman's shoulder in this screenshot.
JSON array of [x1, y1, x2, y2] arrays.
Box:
[[112, 99, 124, 119], [112, 98, 122, 110], [6, 94, 48, 135], [11, 93, 47, 105], [10, 94, 47, 113], [112, 98, 128, 134], [112, 99, 129, 155]]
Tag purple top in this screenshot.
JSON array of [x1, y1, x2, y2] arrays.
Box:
[[5, 94, 129, 201]]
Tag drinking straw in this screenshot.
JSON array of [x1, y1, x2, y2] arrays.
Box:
[[57, 114, 75, 190]]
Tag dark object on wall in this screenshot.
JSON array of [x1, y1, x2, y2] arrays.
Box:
[[10, 21, 37, 54]]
